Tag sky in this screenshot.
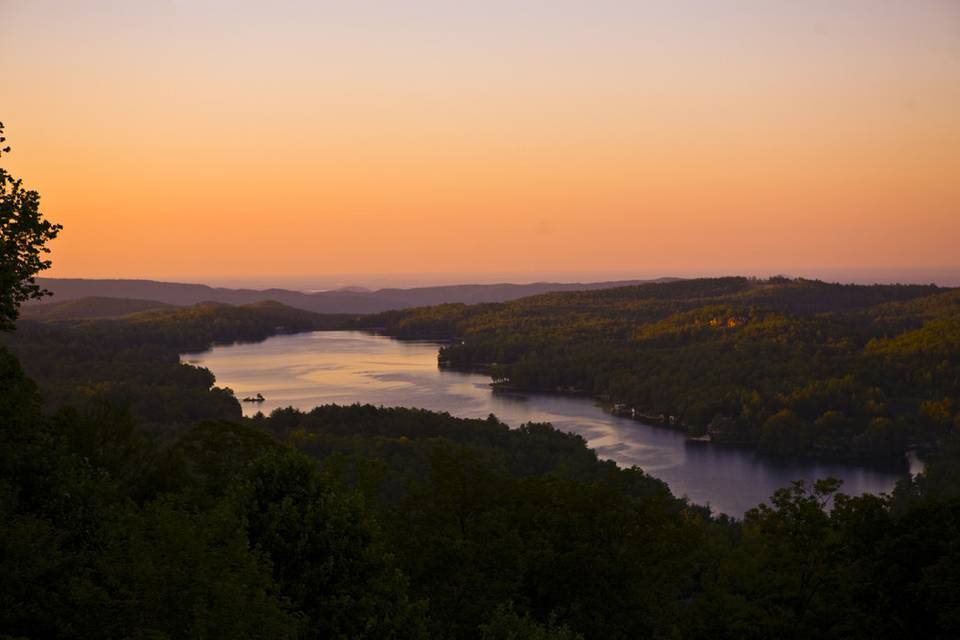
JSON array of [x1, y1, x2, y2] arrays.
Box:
[[1, 0, 958, 287]]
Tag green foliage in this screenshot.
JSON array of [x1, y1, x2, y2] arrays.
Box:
[[235, 447, 427, 639], [684, 476, 960, 640], [0, 353, 292, 639], [365, 277, 960, 459], [247, 406, 699, 639], [0, 123, 61, 330]]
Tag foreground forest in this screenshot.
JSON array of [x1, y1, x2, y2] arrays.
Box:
[[360, 277, 960, 460]]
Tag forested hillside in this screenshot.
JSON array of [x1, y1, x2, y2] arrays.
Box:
[[1, 300, 352, 428], [360, 277, 960, 460], [18, 296, 176, 320]]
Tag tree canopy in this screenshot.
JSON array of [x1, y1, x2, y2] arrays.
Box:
[[361, 278, 960, 460]]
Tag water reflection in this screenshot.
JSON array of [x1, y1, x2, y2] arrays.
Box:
[[183, 330, 908, 517]]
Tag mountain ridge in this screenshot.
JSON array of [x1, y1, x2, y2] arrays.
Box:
[[27, 277, 678, 314]]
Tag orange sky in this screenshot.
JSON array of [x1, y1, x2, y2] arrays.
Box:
[[1, 1, 958, 284]]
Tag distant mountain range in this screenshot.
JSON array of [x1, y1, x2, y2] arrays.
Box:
[[25, 277, 677, 317]]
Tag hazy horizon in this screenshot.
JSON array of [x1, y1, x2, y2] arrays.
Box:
[[38, 265, 960, 291]]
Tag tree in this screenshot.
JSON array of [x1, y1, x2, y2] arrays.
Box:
[[234, 447, 429, 639], [0, 122, 61, 330]]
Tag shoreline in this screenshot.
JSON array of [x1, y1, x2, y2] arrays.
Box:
[[325, 328, 920, 471]]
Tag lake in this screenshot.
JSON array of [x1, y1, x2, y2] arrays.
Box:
[[183, 330, 912, 517]]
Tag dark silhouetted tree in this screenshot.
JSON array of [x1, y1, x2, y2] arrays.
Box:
[[0, 122, 61, 330]]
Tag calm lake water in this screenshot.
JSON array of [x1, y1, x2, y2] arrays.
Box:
[[183, 330, 911, 517]]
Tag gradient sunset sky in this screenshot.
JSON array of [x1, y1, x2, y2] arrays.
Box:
[[1, 1, 958, 285]]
